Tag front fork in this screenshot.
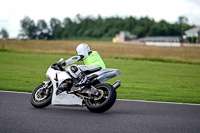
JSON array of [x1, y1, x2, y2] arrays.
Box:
[[42, 81, 53, 95]]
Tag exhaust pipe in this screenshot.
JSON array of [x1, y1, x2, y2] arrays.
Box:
[[112, 80, 121, 90]]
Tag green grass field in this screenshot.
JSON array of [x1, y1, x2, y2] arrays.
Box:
[[0, 50, 200, 104]]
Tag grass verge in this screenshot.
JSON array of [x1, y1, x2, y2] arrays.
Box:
[[0, 51, 200, 104]]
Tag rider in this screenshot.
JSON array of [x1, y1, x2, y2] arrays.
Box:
[[58, 43, 106, 93]]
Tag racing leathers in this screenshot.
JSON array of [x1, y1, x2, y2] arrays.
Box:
[[61, 51, 106, 92]]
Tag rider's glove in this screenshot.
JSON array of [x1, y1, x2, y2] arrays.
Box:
[[56, 62, 63, 70], [61, 62, 66, 66], [57, 62, 66, 67]]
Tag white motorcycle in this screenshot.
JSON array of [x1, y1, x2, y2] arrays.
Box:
[[30, 58, 121, 113]]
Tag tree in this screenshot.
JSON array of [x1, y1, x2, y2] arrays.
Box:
[[62, 17, 73, 38], [177, 16, 194, 37], [154, 20, 170, 36], [178, 16, 188, 24], [19, 16, 37, 39], [36, 19, 51, 40], [0, 28, 9, 39], [50, 18, 63, 39]]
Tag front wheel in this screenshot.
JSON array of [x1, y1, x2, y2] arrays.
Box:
[[30, 83, 52, 108], [85, 83, 116, 113]]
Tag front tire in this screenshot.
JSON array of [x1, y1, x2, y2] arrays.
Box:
[[30, 83, 52, 108], [85, 83, 116, 113]]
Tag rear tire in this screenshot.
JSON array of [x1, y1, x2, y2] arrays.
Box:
[[30, 83, 52, 108], [85, 83, 116, 113]]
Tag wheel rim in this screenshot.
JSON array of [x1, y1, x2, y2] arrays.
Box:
[[34, 87, 48, 102], [88, 86, 110, 106], [94, 89, 104, 101]]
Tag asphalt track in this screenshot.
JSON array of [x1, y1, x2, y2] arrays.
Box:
[[0, 91, 200, 133]]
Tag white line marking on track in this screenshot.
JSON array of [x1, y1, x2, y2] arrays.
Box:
[[0, 90, 31, 94], [117, 99, 200, 106], [1, 90, 199, 106]]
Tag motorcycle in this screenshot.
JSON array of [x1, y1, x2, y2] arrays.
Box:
[[30, 57, 121, 113]]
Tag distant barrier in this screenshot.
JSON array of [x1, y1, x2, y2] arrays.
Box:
[[145, 42, 182, 47]]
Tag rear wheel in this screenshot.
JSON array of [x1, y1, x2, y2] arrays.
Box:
[[30, 83, 52, 108], [85, 83, 116, 113]]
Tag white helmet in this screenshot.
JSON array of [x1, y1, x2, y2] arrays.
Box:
[[76, 43, 91, 59]]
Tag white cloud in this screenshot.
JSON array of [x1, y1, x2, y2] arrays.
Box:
[[0, 0, 200, 38], [187, 0, 200, 6]]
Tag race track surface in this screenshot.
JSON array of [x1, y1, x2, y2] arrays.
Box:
[[0, 91, 200, 133]]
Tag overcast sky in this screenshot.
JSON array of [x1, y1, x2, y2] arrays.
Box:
[[0, 0, 200, 38]]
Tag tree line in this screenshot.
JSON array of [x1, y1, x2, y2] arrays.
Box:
[[1, 15, 195, 40]]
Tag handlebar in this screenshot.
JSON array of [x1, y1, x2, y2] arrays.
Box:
[[51, 56, 81, 71], [51, 63, 65, 71]]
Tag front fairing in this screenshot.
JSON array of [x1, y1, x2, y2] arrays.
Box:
[[46, 66, 59, 82], [46, 66, 71, 84], [46, 66, 83, 106]]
